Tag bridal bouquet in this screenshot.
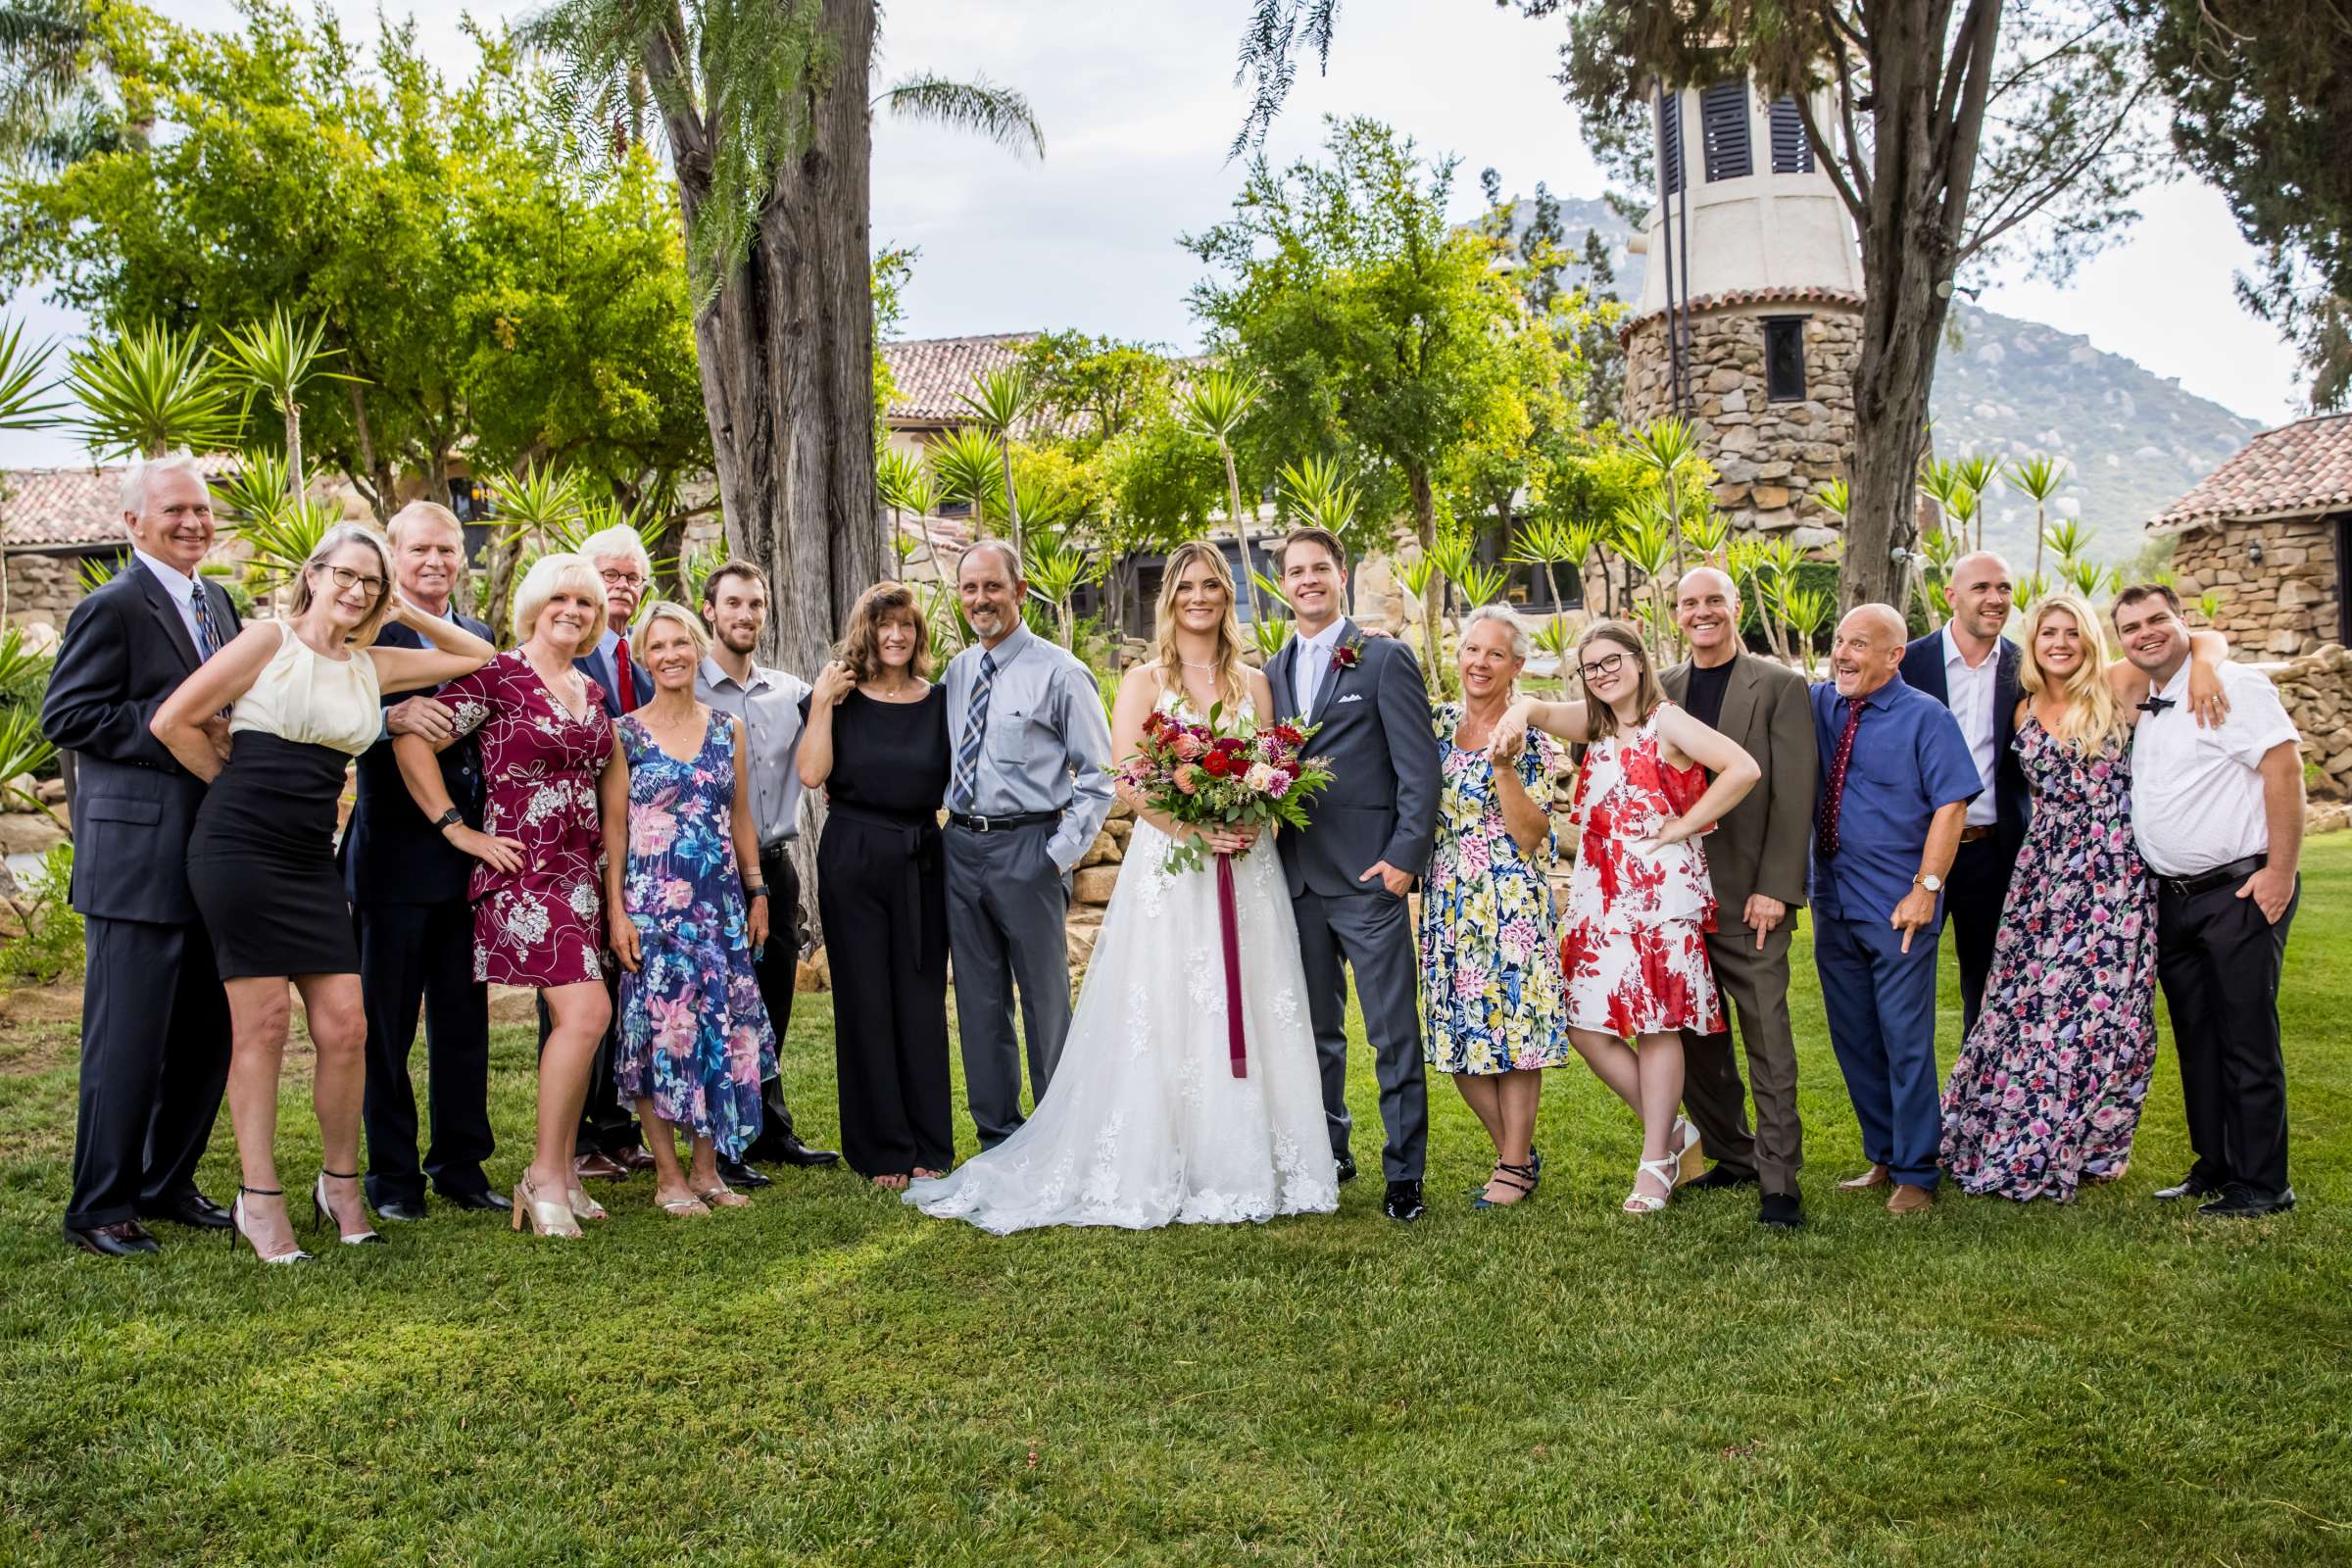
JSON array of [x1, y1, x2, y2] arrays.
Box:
[[1116, 704, 1335, 875]]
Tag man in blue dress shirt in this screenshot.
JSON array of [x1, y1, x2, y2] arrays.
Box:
[[1809, 604, 1981, 1216]]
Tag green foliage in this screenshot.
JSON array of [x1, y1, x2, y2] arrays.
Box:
[[0, 840, 79, 985], [1016, 331, 1172, 450], [217, 450, 338, 595], [0, 317, 62, 431], [214, 305, 353, 489], [62, 319, 244, 460], [931, 426, 1005, 532]]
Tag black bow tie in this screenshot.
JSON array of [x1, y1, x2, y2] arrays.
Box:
[[2139, 695, 2176, 715]]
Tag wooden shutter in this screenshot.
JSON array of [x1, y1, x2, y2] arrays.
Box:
[[1700, 80, 1751, 181]]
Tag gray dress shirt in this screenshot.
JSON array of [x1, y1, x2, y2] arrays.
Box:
[[697, 656, 812, 852], [944, 624, 1115, 871]]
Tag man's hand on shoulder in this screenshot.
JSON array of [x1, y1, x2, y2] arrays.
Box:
[[387, 696, 456, 744]]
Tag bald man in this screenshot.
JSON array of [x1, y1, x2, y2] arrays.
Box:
[[1810, 604, 1981, 1215], [1661, 567, 1817, 1228], [1897, 552, 2026, 1032]]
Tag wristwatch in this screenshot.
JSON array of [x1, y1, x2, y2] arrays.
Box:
[[433, 808, 465, 832], [1915, 872, 1943, 892]]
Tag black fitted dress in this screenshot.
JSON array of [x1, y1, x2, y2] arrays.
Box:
[[815, 685, 954, 1177], [186, 623, 383, 977]]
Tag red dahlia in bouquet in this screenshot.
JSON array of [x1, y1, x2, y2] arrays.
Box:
[[1115, 702, 1336, 874]]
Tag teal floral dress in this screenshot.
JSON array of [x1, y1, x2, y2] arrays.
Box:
[[1419, 703, 1571, 1075], [614, 709, 778, 1158]]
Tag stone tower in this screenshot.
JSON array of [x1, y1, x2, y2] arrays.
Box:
[[1620, 74, 1864, 538]]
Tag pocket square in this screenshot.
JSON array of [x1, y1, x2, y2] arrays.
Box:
[[1336, 693, 1365, 705]]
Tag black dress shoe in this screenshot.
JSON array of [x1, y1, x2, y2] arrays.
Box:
[[1383, 1179, 1426, 1223], [773, 1136, 841, 1168], [1686, 1164, 1760, 1193], [1757, 1191, 1804, 1229], [716, 1156, 773, 1190], [440, 1189, 512, 1212], [1334, 1153, 1357, 1185], [373, 1198, 429, 1223], [66, 1219, 161, 1256], [141, 1192, 233, 1231], [2197, 1185, 2296, 1219], [2154, 1172, 2221, 1201]]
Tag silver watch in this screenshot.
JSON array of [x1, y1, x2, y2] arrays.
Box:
[[1916, 872, 1943, 893]]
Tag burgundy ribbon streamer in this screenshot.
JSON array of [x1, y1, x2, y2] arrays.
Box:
[[1214, 850, 1247, 1078]]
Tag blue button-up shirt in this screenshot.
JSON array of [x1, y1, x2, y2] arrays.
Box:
[[944, 624, 1115, 871], [1808, 672, 1981, 925]]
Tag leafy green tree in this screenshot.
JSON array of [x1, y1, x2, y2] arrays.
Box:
[[1017, 331, 1173, 453]]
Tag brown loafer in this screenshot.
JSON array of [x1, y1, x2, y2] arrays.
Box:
[[572, 1151, 627, 1182], [1886, 1183, 1935, 1215], [1838, 1163, 1889, 1191], [617, 1148, 660, 1174]]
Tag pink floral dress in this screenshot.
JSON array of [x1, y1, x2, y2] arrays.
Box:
[[1559, 703, 1726, 1038], [439, 650, 612, 987], [612, 710, 776, 1157]]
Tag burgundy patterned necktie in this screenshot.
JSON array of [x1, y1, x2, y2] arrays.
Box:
[[1817, 697, 1865, 858]]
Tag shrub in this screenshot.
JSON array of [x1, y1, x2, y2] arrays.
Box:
[[0, 842, 82, 986]]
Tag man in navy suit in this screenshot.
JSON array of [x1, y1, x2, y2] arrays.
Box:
[[343, 502, 505, 1219], [1264, 526, 1441, 1223], [40, 455, 238, 1255], [553, 523, 658, 1181], [1897, 551, 2027, 1033]]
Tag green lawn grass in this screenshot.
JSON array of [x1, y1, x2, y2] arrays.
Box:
[[2, 841, 2348, 1565]]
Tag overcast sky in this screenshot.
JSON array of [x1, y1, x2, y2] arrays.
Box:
[[0, 0, 2310, 469]]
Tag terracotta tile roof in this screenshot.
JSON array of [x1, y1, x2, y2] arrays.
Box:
[[4, 456, 238, 549], [2148, 413, 2352, 532], [882, 333, 1038, 424], [1618, 286, 1866, 341]]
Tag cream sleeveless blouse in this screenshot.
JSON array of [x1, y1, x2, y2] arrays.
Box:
[[228, 620, 384, 758]]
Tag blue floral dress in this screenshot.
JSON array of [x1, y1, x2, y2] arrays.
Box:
[[1418, 703, 1571, 1075], [1938, 718, 2156, 1201], [614, 709, 778, 1158]]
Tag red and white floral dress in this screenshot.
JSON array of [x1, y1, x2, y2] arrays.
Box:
[[1558, 703, 1725, 1038]]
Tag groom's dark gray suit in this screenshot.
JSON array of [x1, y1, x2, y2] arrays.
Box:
[[1267, 620, 1439, 1182]]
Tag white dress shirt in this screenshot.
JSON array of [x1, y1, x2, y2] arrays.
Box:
[[2130, 660, 2301, 877], [1942, 625, 2000, 828], [132, 548, 211, 656], [1291, 618, 1346, 719]]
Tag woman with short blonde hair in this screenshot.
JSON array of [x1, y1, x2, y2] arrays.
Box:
[[512, 552, 610, 648]]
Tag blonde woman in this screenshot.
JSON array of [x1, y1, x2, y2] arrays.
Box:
[[906, 539, 1338, 1233], [1937, 592, 2228, 1201], [151, 522, 494, 1263], [395, 553, 620, 1239]]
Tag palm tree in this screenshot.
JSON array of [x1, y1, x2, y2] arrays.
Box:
[[1178, 366, 1265, 619], [1503, 514, 1579, 625], [216, 308, 354, 497], [956, 365, 1037, 557], [65, 321, 244, 460], [1949, 453, 2000, 552], [871, 72, 1044, 156], [875, 446, 938, 579], [2005, 455, 2068, 587], [1629, 416, 1704, 587], [0, 0, 123, 173], [0, 318, 63, 623]]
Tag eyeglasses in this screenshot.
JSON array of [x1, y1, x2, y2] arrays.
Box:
[[599, 569, 646, 588], [1578, 653, 1629, 683], [321, 564, 386, 600]]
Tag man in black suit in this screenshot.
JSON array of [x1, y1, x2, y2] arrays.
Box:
[[40, 455, 238, 1255], [1265, 527, 1441, 1223], [342, 502, 506, 1220], [1897, 551, 2027, 1033]]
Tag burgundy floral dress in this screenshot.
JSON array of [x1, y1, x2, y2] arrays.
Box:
[[1558, 704, 1725, 1038], [439, 650, 612, 988], [1939, 719, 2155, 1201]]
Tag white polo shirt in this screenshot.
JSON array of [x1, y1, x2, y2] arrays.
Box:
[[2129, 660, 2300, 878], [1943, 626, 2001, 828]]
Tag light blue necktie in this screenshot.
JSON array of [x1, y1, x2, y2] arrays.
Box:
[[950, 650, 996, 812]]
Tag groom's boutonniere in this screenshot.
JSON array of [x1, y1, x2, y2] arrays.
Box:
[[1330, 639, 1362, 674]]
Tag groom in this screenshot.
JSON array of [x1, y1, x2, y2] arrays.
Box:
[[1267, 526, 1440, 1222]]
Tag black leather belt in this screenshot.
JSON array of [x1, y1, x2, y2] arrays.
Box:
[[1958, 824, 1995, 844], [948, 808, 1056, 833], [829, 803, 943, 968], [2157, 854, 2265, 900]]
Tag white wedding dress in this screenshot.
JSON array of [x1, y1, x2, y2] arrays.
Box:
[[906, 692, 1339, 1235]]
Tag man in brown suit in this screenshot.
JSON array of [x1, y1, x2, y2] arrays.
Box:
[[1660, 567, 1819, 1228]]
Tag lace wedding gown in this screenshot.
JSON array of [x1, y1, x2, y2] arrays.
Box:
[[906, 694, 1340, 1235]]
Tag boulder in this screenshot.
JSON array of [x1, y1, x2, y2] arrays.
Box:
[[1072, 864, 1120, 906], [796, 947, 831, 993]]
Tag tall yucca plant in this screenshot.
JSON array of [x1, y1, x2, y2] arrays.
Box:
[[1022, 535, 1093, 649], [65, 321, 244, 460], [1394, 550, 1445, 680], [1629, 416, 1704, 587], [876, 446, 937, 579], [1611, 501, 1677, 664], [1949, 453, 2000, 552], [0, 318, 64, 623], [1504, 515, 1580, 623], [2006, 455, 2068, 587], [1179, 367, 1265, 618], [931, 426, 1004, 534], [956, 366, 1036, 556], [216, 308, 354, 497], [487, 464, 585, 640]]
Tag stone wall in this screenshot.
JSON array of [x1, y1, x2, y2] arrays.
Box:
[[2169, 514, 2344, 660], [1623, 303, 1861, 536], [2273, 643, 2352, 802], [3, 552, 88, 638]]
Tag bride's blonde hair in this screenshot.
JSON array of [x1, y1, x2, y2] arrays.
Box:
[[2020, 591, 2129, 754], [1152, 540, 1249, 710]]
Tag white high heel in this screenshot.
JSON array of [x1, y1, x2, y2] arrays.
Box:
[[311, 1170, 384, 1246], [1623, 1154, 1680, 1214], [230, 1187, 314, 1264]]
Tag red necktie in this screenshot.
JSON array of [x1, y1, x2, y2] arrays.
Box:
[[1817, 697, 1865, 858], [614, 636, 639, 713]]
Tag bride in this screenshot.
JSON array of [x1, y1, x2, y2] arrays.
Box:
[[905, 540, 1339, 1234]]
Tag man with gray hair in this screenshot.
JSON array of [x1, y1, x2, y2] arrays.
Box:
[[942, 538, 1114, 1148], [41, 454, 239, 1254]]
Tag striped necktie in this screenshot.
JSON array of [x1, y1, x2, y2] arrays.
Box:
[[189, 580, 222, 660], [949, 649, 997, 812]]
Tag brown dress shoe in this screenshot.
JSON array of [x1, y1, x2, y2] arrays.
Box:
[[1886, 1183, 1936, 1215], [573, 1151, 627, 1182], [617, 1147, 659, 1174], [1838, 1163, 1889, 1191]]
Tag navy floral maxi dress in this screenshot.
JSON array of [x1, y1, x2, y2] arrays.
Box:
[[613, 710, 778, 1159], [1938, 718, 2156, 1201]]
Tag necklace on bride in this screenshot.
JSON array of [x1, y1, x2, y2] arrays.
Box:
[[1179, 658, 1219, 670]]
